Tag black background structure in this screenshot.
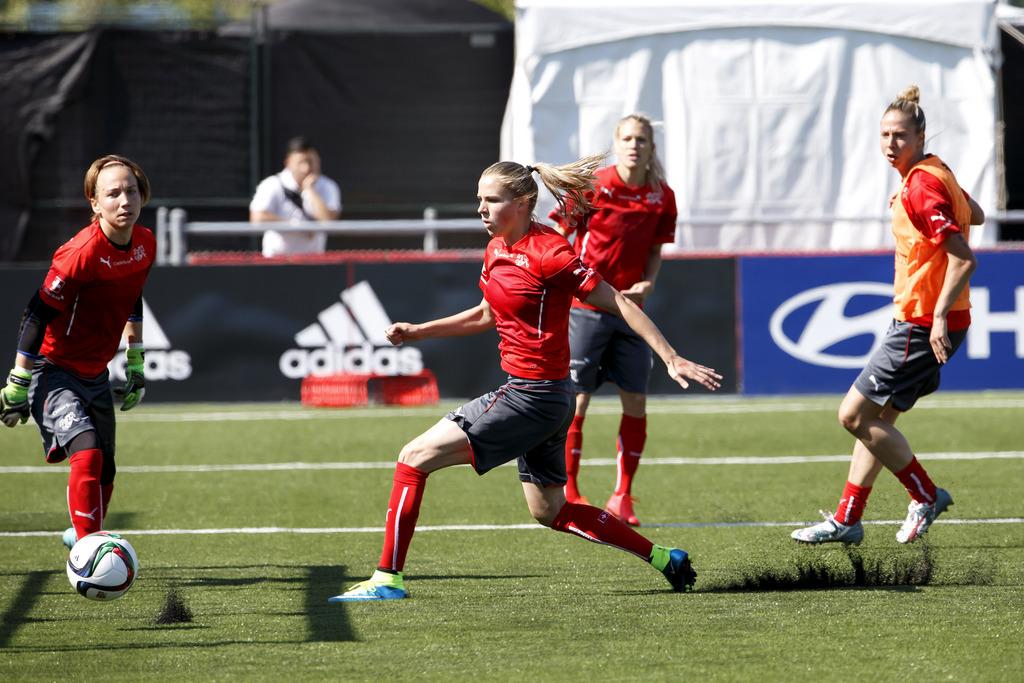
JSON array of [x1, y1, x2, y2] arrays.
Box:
[[1, 2, 1021, 262], [0, 0, 513, 262]]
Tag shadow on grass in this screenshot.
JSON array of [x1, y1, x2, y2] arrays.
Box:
[[403, 574, 546, 582], [0, 570, 55, 648], [307, 565, 355, 642]]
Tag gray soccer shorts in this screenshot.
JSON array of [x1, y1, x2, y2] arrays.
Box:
[[568, 307, 653, 394], [445, 376, 574, 487], [853, 319, 967, 412], [28, 361, 116, 465]]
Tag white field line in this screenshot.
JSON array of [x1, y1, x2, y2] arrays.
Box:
[[2, 451, 1022, 475], [116, 395, 1024, 423], [2, 517, 1023, 539]]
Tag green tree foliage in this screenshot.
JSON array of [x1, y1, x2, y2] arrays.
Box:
[[471, 0, 514, 21], [0, 0, 251, 29]]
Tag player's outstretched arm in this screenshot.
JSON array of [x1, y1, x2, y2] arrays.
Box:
[[385, 298, 495, 346], [584, 280, 722, 391]]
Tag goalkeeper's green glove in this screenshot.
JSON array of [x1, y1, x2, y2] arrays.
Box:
[[1, 366, 32, 428], [115, 344, 146, 411]]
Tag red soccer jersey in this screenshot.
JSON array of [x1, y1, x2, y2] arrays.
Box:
[[480, 223, 602, 380], [897, 165, 972, 330], [38, 222, 156, 377], [549, 165, 677, 311]]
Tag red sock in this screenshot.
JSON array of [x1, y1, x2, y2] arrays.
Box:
[[101, 483, 114, 523], [564, 415, 585, 494], [67, 449, 103, 539], [834, 481, 872, 525], [614, 414, 646, 495], [895, 456, 937, 504], [551, 502, 654, 561], [378, 462, 429, 573]]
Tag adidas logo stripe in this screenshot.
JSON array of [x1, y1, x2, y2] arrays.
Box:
[[295, 281, 392, 347]]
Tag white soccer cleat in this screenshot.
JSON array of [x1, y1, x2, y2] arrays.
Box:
[[896, 487, 953, 544], [791, 511, 864, 545]]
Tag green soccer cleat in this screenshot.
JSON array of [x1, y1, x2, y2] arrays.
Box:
[[62, 527, 77, 551], [328, 570, 408, 602], [652, 545, 696, 592]]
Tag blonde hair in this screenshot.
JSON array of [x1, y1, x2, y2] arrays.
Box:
[[482, 152, 605, 221], [616, 113, 666, 191], [84, 155, 151, 221], [884, 85, 926, 134]]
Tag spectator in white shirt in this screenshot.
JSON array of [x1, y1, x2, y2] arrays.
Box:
[[250, 136, 342, 257]]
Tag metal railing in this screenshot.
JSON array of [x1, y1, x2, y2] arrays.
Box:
[[156, 208, 486, 265], [154, 207, 1024, 265]]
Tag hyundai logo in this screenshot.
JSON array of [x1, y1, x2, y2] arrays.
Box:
[[769, 282, 893, 368]]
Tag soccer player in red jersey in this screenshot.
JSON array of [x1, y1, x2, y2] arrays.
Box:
[[330, 154, 721, 601], [549, 114, 678, 526], [1, 155, 155, 550], [792, 86, 983, 546]]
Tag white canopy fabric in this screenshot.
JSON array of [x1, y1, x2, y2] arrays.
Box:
[[502, 0, 1001, 251]]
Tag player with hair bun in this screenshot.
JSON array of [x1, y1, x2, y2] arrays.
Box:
[[549, 113, 678, 526], [0, 155, 155, 550], [330, 154, 721, 601], [792, 86, 984, 546]]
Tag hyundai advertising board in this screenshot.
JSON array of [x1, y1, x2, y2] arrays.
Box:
[[740, 252, 1024, 394]]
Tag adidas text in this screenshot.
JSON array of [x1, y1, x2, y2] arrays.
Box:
[[280, 343, 423, 379]]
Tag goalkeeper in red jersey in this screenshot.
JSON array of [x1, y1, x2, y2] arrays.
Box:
[[549, 113, 679, 526], [330, 154, 720, 602], [1, 155, 155, 550]]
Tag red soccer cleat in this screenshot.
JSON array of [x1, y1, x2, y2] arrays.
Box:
[[605, 492, 640, 526]]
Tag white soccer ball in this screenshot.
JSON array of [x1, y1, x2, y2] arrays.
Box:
[[66, 531, 139, 601]]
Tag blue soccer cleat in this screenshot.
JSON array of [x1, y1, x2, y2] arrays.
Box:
[[660, 547, 697, 592], [328, 570, 408, 602], [62, 527, 77, 551]]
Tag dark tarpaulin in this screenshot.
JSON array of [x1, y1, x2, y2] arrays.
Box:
[[231, 0, 514, 215], [0, 29, 250, 262], [1, 0, 513, 261], [266, 29, 513, 215], [0, 32, 97, 261]]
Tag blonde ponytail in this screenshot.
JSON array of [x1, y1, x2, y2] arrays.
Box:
[[482, 152, 605, 220]]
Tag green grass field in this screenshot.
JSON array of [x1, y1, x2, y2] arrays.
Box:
[[2, 392, 1022, 681]]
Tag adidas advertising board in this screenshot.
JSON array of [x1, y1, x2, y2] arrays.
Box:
[[279, 281, 424, 378], [0, 260, 739, 401], [741, 252, 1024, 394]]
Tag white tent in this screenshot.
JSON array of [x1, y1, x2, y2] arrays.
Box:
[[501, 0, 1001, 251]]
